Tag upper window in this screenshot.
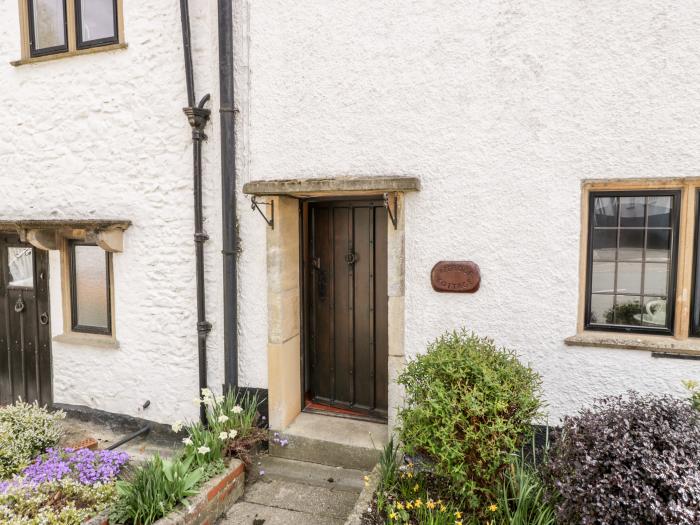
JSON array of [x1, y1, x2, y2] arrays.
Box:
[[69, 242, 112, 335], [585, 191, 680, 335], [23, 0, 121, 60]]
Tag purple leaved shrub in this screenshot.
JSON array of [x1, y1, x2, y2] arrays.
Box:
[[22, 448, 129, 486], [545, 392, 700, 525]]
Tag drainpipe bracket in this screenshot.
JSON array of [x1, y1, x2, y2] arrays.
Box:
[[198, 321, 212, 334]]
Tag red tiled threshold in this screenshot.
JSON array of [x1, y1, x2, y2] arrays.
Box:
[[85, 459, 245, 525]]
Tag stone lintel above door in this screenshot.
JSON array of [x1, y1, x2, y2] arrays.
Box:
[[243, 176, 421, 197], [0, 219, 132, 252]]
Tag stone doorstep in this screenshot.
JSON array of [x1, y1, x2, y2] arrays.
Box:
[[84, 459, 245, 525]]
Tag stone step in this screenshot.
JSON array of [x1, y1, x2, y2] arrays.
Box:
[[270, 412, 387, 471], [258, 456, 366, 492], [219, 501, 345, 525], [221, 478, 358, 525]]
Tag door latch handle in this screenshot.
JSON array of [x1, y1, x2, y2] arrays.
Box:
[[14, 298, 25, 313], [345, 252, 357, 265], [40, 313, 49, 325]]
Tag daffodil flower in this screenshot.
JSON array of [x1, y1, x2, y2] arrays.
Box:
[[219, 431, 229, 441], [197, 445, 210, 455], [182, 437, 193, 446], [171, 421, 184, 433], [218, 414, 229, 423], [232, 405, 243, 414], [228, 429, 238, 439]]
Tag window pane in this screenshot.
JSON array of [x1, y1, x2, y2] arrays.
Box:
[[613, 296, 642, 326], [592, 229, 617, 261], [642, 297, 667, 327], [647, 196, 672, 227], [593, 197, 618, 227], [618, 229, 643, 261], [617, 262, 642, 295], [646, 229, 671, 262], [7, 247, 34, 288], [79, 0, 116, 42], [591, 262, 615, 293], [74, 245, 109, 330], [619, 196, 646, 227], [644, 263, 669, 297], [589, 294, 614, 325], [32, 0, 66, 50]]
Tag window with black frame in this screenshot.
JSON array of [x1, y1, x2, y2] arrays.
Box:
[[75, 0, 118, 49], [69, 242, 112, 335], [585, 191, 679, 334], [26, 0, 118, 58]]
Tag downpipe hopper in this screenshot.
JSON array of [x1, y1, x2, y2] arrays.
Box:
[[183, 94, 211, 139]]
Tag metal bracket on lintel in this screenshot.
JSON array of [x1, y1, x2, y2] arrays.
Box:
[[251, 196, 274, 228], [383, 192, 398, 230]]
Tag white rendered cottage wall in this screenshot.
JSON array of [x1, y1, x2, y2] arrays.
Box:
[[0, 0, 233, 424], [235, 0, 700, 421]]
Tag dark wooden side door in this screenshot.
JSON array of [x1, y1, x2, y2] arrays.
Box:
[[307, 199, 388, 420], [0, 233, 52, 406]]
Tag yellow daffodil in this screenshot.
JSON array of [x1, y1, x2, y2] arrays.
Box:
[[407, 472, 413, 478], [415, 498, 422, 508], [406, 501, 414, 510], [413, 483, 419, 492], [454, 511, 462, 519], [426, 500, 436, 510], [440, 505, 447, 512], [455, 521, 463, 525], [395, 502, 404, 510], [488, 504, 498, 512], [389, 511, 397, 519]]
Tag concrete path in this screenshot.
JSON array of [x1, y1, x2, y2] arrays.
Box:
[[218, 456, 368, 525]]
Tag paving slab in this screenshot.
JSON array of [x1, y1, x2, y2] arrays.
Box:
[[243, 478, 359, 519], [219, 501, 344, 525]]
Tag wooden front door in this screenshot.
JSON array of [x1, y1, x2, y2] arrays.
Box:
[[306, 199, 388, 420], [0, 234, 52, 406]]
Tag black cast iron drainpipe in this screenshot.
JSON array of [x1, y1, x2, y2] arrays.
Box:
[[179, 0, 212, 425], [217, 0, 239, 393]]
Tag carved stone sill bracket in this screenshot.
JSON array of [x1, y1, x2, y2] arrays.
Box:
[[0, 219, 132, 253]]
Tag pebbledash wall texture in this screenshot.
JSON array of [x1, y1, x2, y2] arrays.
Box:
[[2, 0, 700, 425]]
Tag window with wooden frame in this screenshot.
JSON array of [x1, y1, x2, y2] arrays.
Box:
[[570, 180, 700, 354], [68, 242, 113, 336], [17, 0, 124, 64]]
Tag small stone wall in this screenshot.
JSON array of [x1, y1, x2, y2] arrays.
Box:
[[85, 459, 245, 525]]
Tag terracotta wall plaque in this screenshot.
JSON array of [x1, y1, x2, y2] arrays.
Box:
[[431, 261, 481, 293]]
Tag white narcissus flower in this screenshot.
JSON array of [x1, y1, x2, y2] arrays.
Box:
[[201, 388, 213, 399], [182, 437, 193, 446], [171, 421, 184, 433], [228, 430, 238, 440], [219, 431, 229, 441], [218, 415, 229, 423], [232, 405, 243, 414], [197, 445, 210, 455]]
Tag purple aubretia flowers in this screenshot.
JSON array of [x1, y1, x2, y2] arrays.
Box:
[[21, 448, 129, 486]]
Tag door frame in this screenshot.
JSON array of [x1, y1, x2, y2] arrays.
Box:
[[261, 192, 408, 431], [300, 196, 389, 423]]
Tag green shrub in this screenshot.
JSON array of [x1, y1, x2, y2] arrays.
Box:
[[397, 330, 543, 514], [0, 401, 64, 479], [111, 454, 202, 525], [0, 478, 116, 525]]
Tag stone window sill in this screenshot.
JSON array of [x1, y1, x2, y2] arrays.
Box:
[[565, 331, 700, 357], [11, 43, 128, 67], [53, 333, 119, 350]]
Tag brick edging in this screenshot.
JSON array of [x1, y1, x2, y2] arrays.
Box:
[[85, 459, 245, 525]]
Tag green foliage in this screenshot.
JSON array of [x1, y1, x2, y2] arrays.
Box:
[[0, 401, 64, 479], [0, 478, 116, 525], [180, 421, 225, 470], [397, 330, 543, 514], [377, 437, 400, 493], [495, 442, 555, 525], [683, 379, 700, 411], [111, 454, 203, 525]]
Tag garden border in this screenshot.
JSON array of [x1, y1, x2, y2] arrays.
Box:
[[85, 459, 245, 525]]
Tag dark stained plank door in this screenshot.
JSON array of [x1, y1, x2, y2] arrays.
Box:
[[0, 233, 52, 407], [308, 199, 388, 420]]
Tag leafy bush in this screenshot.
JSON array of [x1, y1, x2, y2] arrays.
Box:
[[0, 401, 64, 479], [546, 392, 700, 524], [111, 454, 202, 525], [397, 331, 543, 514], [0, 478, 116, 524]]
